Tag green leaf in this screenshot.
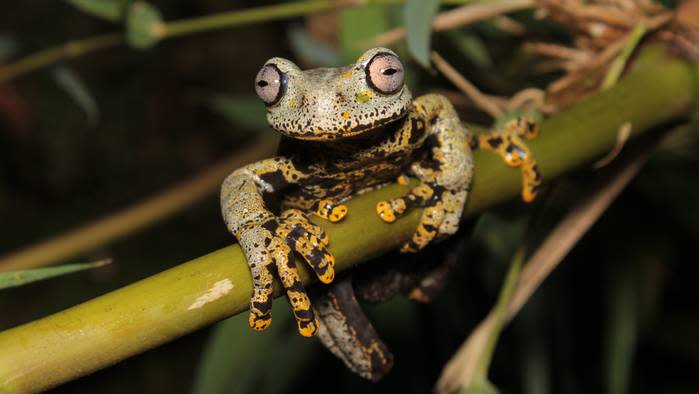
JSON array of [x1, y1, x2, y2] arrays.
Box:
[[404, 0, 440, 68], [445, 30, 492, 69], [456, 380, 500, 394], [288, 25, 342, 67], [52, 65, 100, 127], [0, 259, 111, 290], [64, 0, 130, 22], [605, 262, 638, 394], [192, 300, 315, 394], [126, 1, 165, 50], [209, 94, 271, 134], [340, 5, 390, 62]]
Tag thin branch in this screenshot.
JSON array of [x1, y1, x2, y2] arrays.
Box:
[[0, 45, 695, 393], [431, 51, 504, 118], [0, 34, 123, 83]]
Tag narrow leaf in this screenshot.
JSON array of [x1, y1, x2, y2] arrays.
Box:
[[52, 65, 100, 127], [192, 300, 294, 394], [0, 259, 111, 290], [404, 0, 440, 68], [458, 380, 500, 394], [126, 1, 165, 50], [445, 30, 493, 69], [605, 262, 638, 394], [64, 0, 129, 22]]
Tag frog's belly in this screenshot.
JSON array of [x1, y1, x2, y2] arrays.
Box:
[[281, 159, 408, 211]]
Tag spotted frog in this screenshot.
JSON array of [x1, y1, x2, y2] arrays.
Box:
[[220, 47, 541, 380]]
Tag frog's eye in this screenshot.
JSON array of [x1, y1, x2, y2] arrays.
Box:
[[365, 52, 405, 95], [255, 64, 287, 106]]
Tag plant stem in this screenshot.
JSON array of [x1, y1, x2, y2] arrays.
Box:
[[0, 33, 123, 83], [0, 45, 696, 393], [602, 22, 647, 90]]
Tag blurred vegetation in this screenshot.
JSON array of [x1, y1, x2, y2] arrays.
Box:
[[1, 0, 698, 393]]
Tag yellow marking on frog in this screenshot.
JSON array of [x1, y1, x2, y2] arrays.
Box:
[[340, 71, 353, 79], [342, 111, 350, 120], [319, 268, 335, 284], [329, 204, 348, 222], [356, 90, 373, 104], [298, 318, 319, 337], [376, 201, 396, 223], [249, 314, 272, 331]]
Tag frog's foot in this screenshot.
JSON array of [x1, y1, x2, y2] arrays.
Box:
[[238, 209, 335, 337], [475, 116, 542, 202], [376, 183, 467, 253], [311, 198, 348, 223]]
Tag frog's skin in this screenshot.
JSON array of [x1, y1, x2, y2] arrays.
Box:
[[220, 47, 541, 380]]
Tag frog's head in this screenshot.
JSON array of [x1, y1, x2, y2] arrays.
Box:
[[254, 47, 412, 141]]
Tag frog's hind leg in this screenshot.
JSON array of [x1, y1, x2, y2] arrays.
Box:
[[472, 117, 542, 202], [314, 277, 394, 382]]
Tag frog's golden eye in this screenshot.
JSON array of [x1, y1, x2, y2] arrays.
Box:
[[365, 52, 405, 95], [255, 64, 287, 106]]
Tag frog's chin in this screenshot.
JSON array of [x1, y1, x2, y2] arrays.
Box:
[[275, 111, 408, 141]]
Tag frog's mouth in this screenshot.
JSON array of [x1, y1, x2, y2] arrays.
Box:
[[275, 107, 410, 141]]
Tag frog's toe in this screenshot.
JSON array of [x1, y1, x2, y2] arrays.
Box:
[[400, 203, 446, 253], [238, 227, 281, 332], [376, 183, 437, 223], [280, 209, 335, 283], [272, 246, 320, 337], [477, 116, 542, 203], [437, 190, 466, 236], [312, 199, 349, 223], [282, 208, 329, 245]]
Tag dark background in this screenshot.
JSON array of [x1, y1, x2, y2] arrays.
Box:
[[1, 1, 698, 393]]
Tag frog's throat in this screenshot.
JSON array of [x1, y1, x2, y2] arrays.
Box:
[[274, 110, 409, 141]]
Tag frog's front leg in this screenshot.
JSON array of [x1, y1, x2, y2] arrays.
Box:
[[470, 116, 541, 202], [221, 157, 335, 337], [376, 94, 473, 253]]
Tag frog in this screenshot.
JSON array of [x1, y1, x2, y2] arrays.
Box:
[[220, 47, 541, 381]]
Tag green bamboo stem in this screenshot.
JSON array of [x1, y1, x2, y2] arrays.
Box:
[[0, 45, 696, 393]]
